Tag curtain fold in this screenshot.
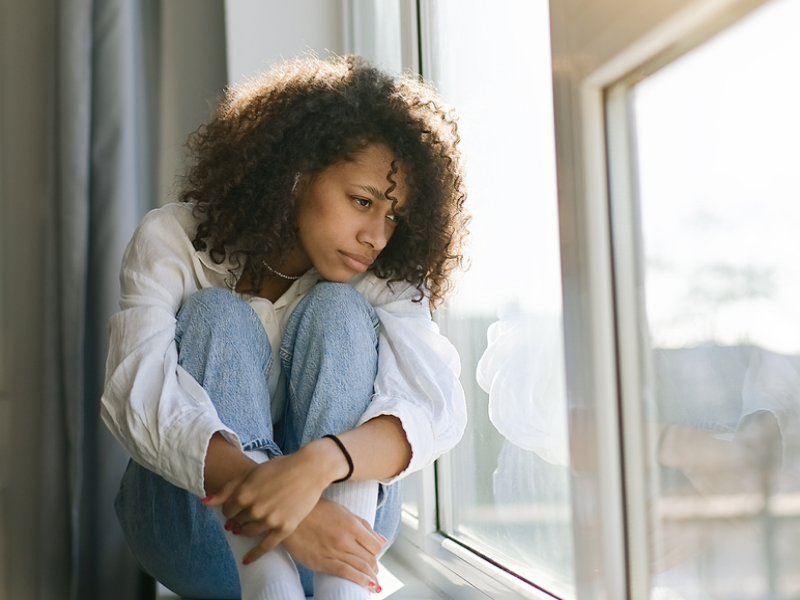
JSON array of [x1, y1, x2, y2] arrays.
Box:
[[41, 0, 159, 598]]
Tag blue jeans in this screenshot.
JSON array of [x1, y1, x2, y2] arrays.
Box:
[[115, 283, 403, 599]]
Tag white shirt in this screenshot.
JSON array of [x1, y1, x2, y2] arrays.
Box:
[[101, 203, 466, 497]]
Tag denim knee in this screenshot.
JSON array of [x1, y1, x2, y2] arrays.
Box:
[[175, 287, 270, 370], [175, 288, 259, 343], [175, 287, 279, 456], [279, 282, 380, 452], [280, 282, 379, 372], [287, 281, 379, 334], [302, 282, 379, 331]]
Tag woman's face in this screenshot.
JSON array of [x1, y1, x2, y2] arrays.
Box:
[[294, 144, 409, 282]]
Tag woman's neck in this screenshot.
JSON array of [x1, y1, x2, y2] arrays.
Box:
[[235, 251, 311, 302], [236, 275, 294, 303], [235, 269, 296, 303]]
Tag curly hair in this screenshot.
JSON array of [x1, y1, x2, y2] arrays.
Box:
[[180, 54, 468, 309]]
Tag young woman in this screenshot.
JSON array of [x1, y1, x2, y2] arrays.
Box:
[[101, 55, 468, 600]]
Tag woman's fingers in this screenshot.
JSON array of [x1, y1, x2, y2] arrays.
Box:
[[317, 555, 381, 592], [216, 454, 327, 535], [280, 498, 385, 588], [200, 475, 242, 509], [232, 518, 269, 537], [242, 527, 293, 565], [355, 516, 386, 554]]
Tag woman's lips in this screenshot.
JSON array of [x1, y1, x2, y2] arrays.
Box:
[[339, 251, 374, 273]]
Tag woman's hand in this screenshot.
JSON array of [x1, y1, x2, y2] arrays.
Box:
[[283, 498, 387, 588], [202, 437, 350, 560]]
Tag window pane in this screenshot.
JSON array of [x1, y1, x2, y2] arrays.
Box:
[[631, 1, 800, 597], [423, 1, 575, 596]]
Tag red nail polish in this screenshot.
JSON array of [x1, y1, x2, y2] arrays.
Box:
[[368, 581, 381, 593], [242, 557, 252, 566], [377, 533, 388, 544], [232, 526, 241, 535], [224, 521, 232, 531], [201, 495, 214, 503]]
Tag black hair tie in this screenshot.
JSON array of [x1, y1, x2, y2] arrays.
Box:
[[323, 434, 354, 483]]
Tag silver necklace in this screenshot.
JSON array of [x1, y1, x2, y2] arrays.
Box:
[[263, 261, 301, 281]]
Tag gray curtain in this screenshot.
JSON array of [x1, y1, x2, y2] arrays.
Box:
[[41, 0, 160, 598]]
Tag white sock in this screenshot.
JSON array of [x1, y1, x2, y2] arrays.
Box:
[[214, 449, 306, 600], [313, 480, 379, 600]]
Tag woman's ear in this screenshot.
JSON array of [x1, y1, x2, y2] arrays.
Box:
[[292, 172, 302, 195], [292, 171, 315, 199]]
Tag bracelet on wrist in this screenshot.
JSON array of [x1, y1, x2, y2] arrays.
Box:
[[323, 434, 354, 483]]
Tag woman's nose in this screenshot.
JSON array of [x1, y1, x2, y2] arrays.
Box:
[[359, 216, 390, 251]]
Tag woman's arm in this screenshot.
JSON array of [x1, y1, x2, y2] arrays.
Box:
[[204, 415, 410, 494], [203, 277, 462, 575], [202, 415, 410, 564], [351, 274, 467, 479], [101, 205, 241, 497]]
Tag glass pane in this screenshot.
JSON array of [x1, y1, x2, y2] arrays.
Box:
[[631, 1, 800, 598], [424, 1, 574, 596]]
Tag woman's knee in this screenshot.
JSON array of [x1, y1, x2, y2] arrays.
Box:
[[296, 282, 378, 337], [281, 282, 379, 372], [176, 288, 265, 348], [177, 287, 252, 325]]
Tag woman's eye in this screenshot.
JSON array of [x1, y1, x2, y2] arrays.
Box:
[[354, 197, 371, 207], [387, 214, 399, 223]]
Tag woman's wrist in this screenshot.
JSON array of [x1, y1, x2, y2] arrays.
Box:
[[300, 437, 352, 486], [203, 432, 257, 495]]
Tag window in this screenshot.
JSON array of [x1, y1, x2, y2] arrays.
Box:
[[420, 2, 573, 598], [352, 0, 800, 598], [616, 0, 800, 596], [352, 1, 572, 598]]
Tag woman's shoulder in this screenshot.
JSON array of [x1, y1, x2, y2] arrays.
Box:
[[124, 203, 200, 268], [350, 273, 430, 313], [136, 202, 199, 239]]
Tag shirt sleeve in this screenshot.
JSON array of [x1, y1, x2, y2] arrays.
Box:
[[100, 206, 240, 497], [351, 276, 467, 483]]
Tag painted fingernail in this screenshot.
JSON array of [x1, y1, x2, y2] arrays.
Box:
[[242, 557, 252, 566], [368, 581, 381, 593], [232, 525, 242, 535], [200, 495, 214, 503], [377, 533, 388, 544], [224, 520, 233, 531]]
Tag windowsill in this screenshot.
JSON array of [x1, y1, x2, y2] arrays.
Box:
[[155, 550, 449, 600], [155, 513, 561, 600]]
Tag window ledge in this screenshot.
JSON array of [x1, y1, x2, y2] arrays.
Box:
[[155, 518, 559, 600], [155, 552, 449, 600]]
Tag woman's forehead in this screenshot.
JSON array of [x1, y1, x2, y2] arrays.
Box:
[[335, 144, 410, 203]]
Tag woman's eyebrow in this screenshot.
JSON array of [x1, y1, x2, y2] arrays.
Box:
[[355, 184, 391, 200]]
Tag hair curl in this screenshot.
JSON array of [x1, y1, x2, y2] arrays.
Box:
[[180, 54, 468, 309]]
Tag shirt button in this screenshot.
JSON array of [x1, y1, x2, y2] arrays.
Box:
[[264, 313, 273, 323]]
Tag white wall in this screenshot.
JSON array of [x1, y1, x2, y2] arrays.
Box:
[[157, 0, 228, 205], [158, 0, 347, 204], [225, 0, 346, 85]]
